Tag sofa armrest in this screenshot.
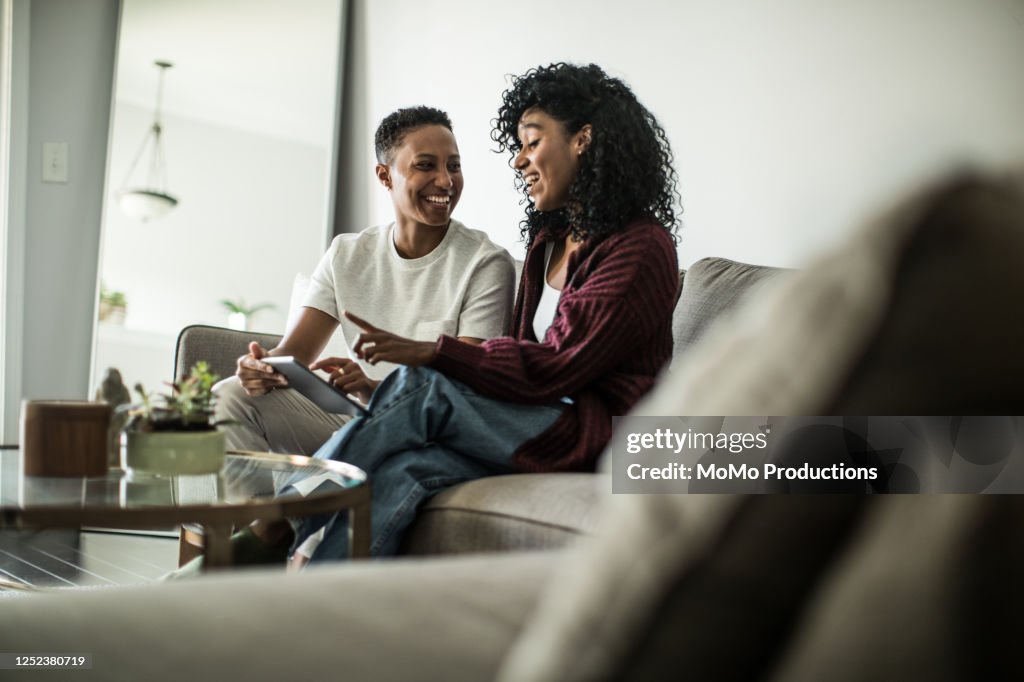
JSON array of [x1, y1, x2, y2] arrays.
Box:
[[174, 324, 283, 381]]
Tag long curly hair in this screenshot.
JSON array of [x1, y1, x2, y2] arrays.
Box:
[[492, 63, 680, 244]]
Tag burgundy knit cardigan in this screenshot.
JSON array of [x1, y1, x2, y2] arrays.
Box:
[[430, 218, 678, 472]]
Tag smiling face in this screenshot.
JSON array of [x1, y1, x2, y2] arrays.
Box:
[[514, 107, 591, 212], [377, 124, 463, 229]]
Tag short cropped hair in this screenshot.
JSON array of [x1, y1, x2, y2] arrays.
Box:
[[374, 106, 453, 165]]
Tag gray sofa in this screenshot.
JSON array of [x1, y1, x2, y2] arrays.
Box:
[[172, 257, 785, 558], [4, 173, 1022, 681]]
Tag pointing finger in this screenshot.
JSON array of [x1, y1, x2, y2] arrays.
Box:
[[344, 310, 382, 333]]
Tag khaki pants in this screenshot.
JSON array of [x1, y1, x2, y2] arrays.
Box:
[[212, 378, 355, 558], [213, 378, 352, 456]]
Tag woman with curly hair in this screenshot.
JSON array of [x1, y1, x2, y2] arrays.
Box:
[[217, 62, 681, 565]]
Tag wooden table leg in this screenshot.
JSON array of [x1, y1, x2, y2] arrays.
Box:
[[349, 499, 370, 559], [202, 524, 232, 570], [178, 525, 205, 567]]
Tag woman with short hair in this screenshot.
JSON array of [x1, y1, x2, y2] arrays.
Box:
[[215, 105, 515, 457]]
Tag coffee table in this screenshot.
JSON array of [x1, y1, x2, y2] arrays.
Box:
[[0, 446, 369, 579]]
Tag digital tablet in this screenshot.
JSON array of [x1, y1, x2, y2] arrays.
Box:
[[262, 356, 367, 416]]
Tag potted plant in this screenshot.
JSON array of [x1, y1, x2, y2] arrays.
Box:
[[220, 298, 275, 331], [99, 283, 128, 325], [120, 362, 227, 475]]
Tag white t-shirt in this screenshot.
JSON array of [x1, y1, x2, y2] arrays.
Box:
[[303, 219, 515, 380], [532, 242, 561, 341]]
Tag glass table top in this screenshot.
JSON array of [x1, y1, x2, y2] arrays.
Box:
[[0, 447, 367, 527], [0, 447, 371, 585]]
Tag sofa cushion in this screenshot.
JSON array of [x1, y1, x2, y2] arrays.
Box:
[[401, 473, 605, 555], [670, 257, 787, 368], [618, 495, 867, 681], [825, 176, 1024, 413], [496, 172, 1024, 682], [767, 496, 1024, 682], [0, 551, 560, 682]]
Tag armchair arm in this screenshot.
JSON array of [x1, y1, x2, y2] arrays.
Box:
[[173, 324, 283, 381]]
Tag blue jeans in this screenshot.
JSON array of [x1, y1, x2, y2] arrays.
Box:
[[282, 366, 565, 562]]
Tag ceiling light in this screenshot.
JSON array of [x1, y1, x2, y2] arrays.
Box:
[[117, 60, 178, 222]]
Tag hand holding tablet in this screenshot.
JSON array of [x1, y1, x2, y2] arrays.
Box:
[[262, 356, 367, 416]]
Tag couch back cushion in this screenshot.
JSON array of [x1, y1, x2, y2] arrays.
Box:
[[671, 258, 787, 368], [174, 325, 282, 381]]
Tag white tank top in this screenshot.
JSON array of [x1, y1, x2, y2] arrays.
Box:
[[532, 242, 562, 341]]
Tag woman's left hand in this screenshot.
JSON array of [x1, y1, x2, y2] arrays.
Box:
[[345, 311, 437, 367]]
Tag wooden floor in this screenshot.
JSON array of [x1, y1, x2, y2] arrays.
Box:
[[0, 529, 179, 590]]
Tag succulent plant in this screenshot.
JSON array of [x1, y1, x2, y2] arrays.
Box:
[[120, 362, 223, 432]]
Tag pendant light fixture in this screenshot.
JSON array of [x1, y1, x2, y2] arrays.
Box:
[[117, 60, 178, 222]]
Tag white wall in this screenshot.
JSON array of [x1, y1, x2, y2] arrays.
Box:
[[99, 101, 330, 335], [2, 0, 118, 442], [0, 0, 29, 443], [93, 101, 331, 392], [359, 0, 1024, 267]]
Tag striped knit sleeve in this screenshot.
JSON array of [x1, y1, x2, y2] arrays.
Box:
[[429, 223, 678, 403]]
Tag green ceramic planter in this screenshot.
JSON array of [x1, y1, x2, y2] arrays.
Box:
[[125, 430, 226, 475]]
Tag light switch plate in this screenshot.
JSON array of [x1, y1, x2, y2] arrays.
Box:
[[42, 142, 68, 183]]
